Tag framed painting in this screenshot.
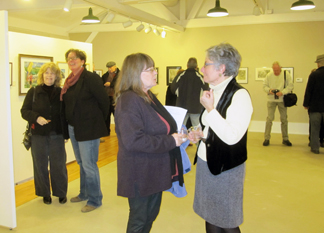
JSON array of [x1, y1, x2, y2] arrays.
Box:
[[57, 62, 71, 82], [255, 67, 271, 81], [19, 54, 53, 95], [282, 67, 294, 82], [94, 69, 103, 77], [9, 62, 13, 86], [85, 63, 90, 71], [156, 67, 159, 84], [236, 67, 248, 84], [166, 66, 181, 85]]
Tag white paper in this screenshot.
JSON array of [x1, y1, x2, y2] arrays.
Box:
[[164, 105, 188, 131]]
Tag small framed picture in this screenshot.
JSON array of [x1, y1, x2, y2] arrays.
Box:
[[236, 67, 248, 84], [282, 67, 294, 82], [57, 61, 71, 82], [255, 67, 271, 81], [156, 67, 159, 84], [19, 54, 53, 95], [166, 66, 181, 85], [94, 69, 103, 77]]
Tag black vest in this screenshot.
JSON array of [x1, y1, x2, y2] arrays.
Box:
[[195, 78, 248, 175]]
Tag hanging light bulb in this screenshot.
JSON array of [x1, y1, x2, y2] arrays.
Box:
[[291, 0, 315, 10], [63, 0, 73, 12], [207, 0, 229, 17], [82, 8, 100, 23], [161, 29, 166, 38], [106, 12, 115, 23], [145, 25, 152, 33], [136, 22, 145, 32], [153, 27, 160, 36]]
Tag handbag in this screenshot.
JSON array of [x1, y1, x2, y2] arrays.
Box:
[[22, 87, 35, 150], [283, 71, 297, 107], [22, 123, 32, 150]]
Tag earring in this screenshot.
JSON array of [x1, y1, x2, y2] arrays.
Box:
[[219, 73, 222, 77]]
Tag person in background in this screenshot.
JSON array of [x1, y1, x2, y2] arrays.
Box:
[[307, 68, 324, 148], [114, 53, 186, 233], [102, 61, 120, 137], [21, 62, 68, 205], [171, 57, 209, 127], [189, 43, 253, 233], [262, 61, 294, 146], [61, 48, 109, 213], [165, 69, 183, 106], [303, 54, 324, 154]]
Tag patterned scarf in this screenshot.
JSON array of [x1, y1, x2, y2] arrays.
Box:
[[60, 67, 84, 101]]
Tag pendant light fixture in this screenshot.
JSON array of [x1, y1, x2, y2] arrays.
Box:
[[291, 0, 315, 10], [82, 8, 100, 23], [207, 0, 228, 17]]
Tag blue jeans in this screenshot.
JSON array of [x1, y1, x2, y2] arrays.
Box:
[[68, 125, 103, 207]]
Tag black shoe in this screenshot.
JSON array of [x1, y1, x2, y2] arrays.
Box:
[[311, 149, 319, 154], [282, 140, 292, 146], [43, 196, 52, 204], [320, 142, 324, 148], [263, 140, 269, 146], [59, 197, 67, 204]]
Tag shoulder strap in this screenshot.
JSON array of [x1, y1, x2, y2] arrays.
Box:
[[32, 87, 36, 102], [284, 70, 286, 88]]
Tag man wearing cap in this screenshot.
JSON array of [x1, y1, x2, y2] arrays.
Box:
[[263, 61, 294, 146], [303, 54, 324, 154], [102, 61, 120, 136]]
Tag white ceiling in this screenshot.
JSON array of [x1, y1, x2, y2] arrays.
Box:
[[2, 0, 324, 39]]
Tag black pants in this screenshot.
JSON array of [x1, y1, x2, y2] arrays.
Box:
[[105, 96, 115, 134], [31, 133, 67, 197], [127, 191, 162, 233]]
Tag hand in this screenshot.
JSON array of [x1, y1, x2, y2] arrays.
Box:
[[200, 89, 214, 112], [276, 91, 283, 97], [188, 126, 204, 143], [36, 116, 51, 126], [172, 132, 187, 147], [269, 89, 274, 95], [104, 82, 111, 87]]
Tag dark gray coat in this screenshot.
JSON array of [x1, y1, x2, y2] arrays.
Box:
[[115, 91, 176, 198]]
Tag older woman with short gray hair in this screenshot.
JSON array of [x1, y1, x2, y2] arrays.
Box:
[[189, 43, 253, 233]]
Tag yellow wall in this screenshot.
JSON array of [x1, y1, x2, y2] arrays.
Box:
[[70, 21, 324, 124]]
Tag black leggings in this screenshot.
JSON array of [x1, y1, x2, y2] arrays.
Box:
[[206, 221, 241, 233]]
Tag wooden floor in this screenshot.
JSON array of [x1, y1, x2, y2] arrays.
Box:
[[14, 128, 118, 207]]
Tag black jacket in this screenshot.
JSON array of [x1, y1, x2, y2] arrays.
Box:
[[21, 85, 68, 138], [170, 68, 209, 114], [303, 66, 324, 112], [63, 69, 110, 141]]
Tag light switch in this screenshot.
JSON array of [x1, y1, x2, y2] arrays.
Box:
[[296, 78, 303, 83]]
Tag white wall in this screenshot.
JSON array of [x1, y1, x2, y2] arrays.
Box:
[[0, 10, 16, 229], [9, 32, 93, 183]]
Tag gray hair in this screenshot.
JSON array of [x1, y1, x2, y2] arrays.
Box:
[[206, 43, 241, 77]]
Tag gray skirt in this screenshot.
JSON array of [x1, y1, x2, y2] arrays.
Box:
[[193, 157, 245, 228]]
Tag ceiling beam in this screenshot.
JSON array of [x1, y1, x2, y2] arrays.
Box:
[[82, 0, 184, 32], [187, 0, 204, 20]]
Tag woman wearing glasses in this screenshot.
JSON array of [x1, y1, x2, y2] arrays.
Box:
[[189, 43, 253, 233], [114, 53, 186, 233], [61, 48, 109, 213]]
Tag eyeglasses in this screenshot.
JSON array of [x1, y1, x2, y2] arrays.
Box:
[[142, 67, 157, 73], [204, 62, 216, 68], [66, 57, 79, 62]]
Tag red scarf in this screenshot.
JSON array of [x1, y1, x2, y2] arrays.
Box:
[[60, 67, 84, 101]]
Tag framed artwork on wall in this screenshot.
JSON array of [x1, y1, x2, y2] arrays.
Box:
[[156, 67, 159, 84], [19, 54, 53, 95], [236, 67, 248, 84], [166, 66, 181, 85], [94, 69, 103, 77], [282, 67, 294, 82], [57, 62, 71, 83], [255, 67, 271, 81], [9, 62, 13, 86]]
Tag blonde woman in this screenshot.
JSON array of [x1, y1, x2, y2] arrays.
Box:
[[21, 62, 68, 205]]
